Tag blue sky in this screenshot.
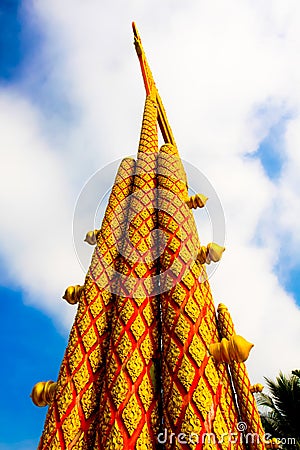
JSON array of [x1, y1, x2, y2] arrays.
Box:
[[0, 3, 67, 448], [0, 287, 66, 449], [1, 1, 300, 449]]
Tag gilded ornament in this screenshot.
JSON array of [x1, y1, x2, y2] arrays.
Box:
[[209, 335, 254, 363], [84, 230, 99, 245], [31, 380, 57, 407], [62, 284, 84, 305], [186, 193, 208, 209], [197, 243, 225, 264], [250, 383, 264, 393]]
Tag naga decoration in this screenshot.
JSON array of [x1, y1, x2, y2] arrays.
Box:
[[31, 23, 267, 450]]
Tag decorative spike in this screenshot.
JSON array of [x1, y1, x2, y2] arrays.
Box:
[[209, 335, 254, 363], [250, 383, 264, 393], [197, 242, 225, 264], [186, 193, 208, 209], [84, 230, 98, 245], [62, 285, 84, 305], [31, 381, 57, 407]]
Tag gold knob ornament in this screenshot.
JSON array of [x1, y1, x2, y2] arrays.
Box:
[[31, 381, 57, 407], [62, 285, 84, 305], [84, 230, 99, 245]]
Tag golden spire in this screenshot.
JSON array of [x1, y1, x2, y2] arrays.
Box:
[[31, 24, 266, 450]]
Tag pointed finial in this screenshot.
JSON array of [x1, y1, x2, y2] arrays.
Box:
[[217, 303, 228, 313], [31, 381, 57, 407], [132, 22, 176, 145], [62, 285, 84, 305], [197, 243, 225, 264], [84, 230, 98, 245], [209, 335, 254, 364], [186, 193, 208, 209]]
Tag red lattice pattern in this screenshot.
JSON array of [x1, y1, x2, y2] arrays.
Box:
[[157, 145, 244, 450], [38, 158, 135, 449], [217, 306, 266, 450], [94, 95, 161, 449]]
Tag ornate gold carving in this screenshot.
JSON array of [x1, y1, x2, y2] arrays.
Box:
[[106, 422, 124, 449], [122, 395, 142, 436], [111, 372, 129, 408], [167, 384, 183, 424], [192, 378, 213, 420], [136, 424, 151, 449], [213, 407, 229, 446], [61, 407, 82, 447], [84, 230, 98, 245], [116, 333, 132, 360], [167, 339, 180, 369], [31, 380, 57, 407], [81, 386, 97, 419], [209, 335, 254, 363], [197, 243, 225, 265], [172, 283, 187, 305], [56, 383, 73, 417], [140, 334, 153, 364], [186, 193, 208, 209], [189, 334, 206, 367], [73, 362, 89, 394], [138, 373, 153, 411], [185, 297, 200, 322], [205, 358, 219, 393], [82, 326, 97, 352], [131, 314, 146, 341], [62, 284, 84, 305], [142, 303, 154, 326], [177, 355, 196, 391], [175, 316, 191, 343], [126, 349, 144, 382], [181, 404, 201, 449]]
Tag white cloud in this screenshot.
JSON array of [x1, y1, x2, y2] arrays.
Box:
[[0, 91, 82, 329], [1, 0, 300, 382]]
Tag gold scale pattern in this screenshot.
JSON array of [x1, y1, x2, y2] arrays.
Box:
[[95, 94, 161, 449], [157, 143, 245, 449], [38, 157, 136, 449], [217, 305, 266, 450]]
